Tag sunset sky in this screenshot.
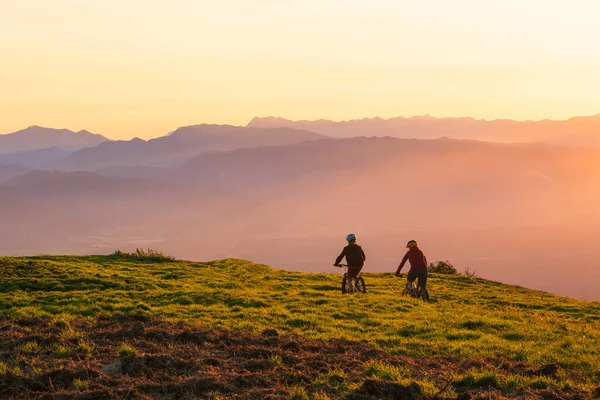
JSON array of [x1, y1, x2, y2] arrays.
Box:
[[1, 0, 599, 139]]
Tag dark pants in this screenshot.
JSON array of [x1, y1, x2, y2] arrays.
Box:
[[407, 269, 428, 289], [347, 265, 363, 278]]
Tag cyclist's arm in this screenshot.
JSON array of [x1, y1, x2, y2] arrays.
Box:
[[334, 248, 346, 266], [360, 247, 366, 262], [396, 253, 409, 275]]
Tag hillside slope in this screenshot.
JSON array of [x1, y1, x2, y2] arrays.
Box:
[[0, 256, 598, 399]]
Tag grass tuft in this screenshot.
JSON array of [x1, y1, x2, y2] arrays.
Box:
[[73, 378, 88, 391], [453, 370, 501, 388], [288, 386, 310, 400], [18, 340, 41, 353], [315, 368, 348, 390], [118, 343, 138, 357], [364, 360, 410, 381]]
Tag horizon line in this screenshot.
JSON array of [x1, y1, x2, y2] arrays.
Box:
[[3, 111, 600, 140]]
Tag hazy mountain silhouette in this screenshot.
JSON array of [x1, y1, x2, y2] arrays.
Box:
[[0, 126, 108, 153], [0, 147, 71, 169], [51, 124, 326, 171], [247, 114, 600, 146], [0, 164, 31, 183], [176, 136, 600, 223], [0, 170, 167, 199]]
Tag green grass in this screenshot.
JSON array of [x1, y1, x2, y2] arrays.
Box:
[[18, 340, 41, 353], [118, 343, 138, 357], [54, 345, 73, 358], [1, 255, 599, 390], [364, 360, 411, 382], [314, 368, 349, 390], [73, 378, 88, 392]]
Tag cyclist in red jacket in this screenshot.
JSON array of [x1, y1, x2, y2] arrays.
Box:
[[395, 240, 429, 294]]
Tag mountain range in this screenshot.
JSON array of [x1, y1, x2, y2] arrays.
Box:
[[247, 114, 600, 146], [0, 126, 108, 153], [0, 124, 325, 171], [50, 124, 325, 171]]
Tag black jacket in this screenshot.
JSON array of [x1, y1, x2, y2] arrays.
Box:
[[335, 243, 366, 267]]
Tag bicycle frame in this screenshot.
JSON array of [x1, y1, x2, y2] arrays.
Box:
[[334, 264, 366, 294], [399, 275, 429, 301], [334, 263, 361, 277]]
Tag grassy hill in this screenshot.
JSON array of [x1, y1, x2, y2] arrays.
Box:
[[0, 255, 599, 399]]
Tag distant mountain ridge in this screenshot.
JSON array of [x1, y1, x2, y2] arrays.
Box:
[[0, 126, 108, 153], [0, 164, 31, 183], [0, 147, 70, 169], [51, 124, 326, 171], [247, 114, 600, 145]]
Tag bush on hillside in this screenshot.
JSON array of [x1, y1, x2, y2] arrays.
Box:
[[110, 248, 175, 262], [428, 260, 457, 274], [464, 266, 478, 278]]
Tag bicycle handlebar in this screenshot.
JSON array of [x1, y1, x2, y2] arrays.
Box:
[[333, 263, 348, 267]]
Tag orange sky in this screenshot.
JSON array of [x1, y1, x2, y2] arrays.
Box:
[[1, 0, 599, 139]]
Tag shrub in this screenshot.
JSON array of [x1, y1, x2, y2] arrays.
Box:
[[428, 261, 457, 274], [110, 249, 175, 262], [464, 266, 478, 278]]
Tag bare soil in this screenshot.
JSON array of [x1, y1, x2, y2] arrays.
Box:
[[0, 314, 588, 399]]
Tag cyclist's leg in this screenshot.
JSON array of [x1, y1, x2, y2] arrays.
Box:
[[417, 270, 429, 301], [407, 270, 418, 288], [348, 266, 361, 293], [416, 270, 427, 290], [354, 266, 364, 292], [406, 270, 418, 294]]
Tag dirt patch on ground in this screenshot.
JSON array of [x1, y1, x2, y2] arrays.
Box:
[[0, 315, 589, 399]]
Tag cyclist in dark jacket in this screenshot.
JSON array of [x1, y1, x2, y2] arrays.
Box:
[[334, 233, 366, 293], [395, 240, 428, 291]]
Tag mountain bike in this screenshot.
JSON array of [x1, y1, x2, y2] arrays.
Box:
[[398, 274, 429, 302], [334, 264, 366, 294]]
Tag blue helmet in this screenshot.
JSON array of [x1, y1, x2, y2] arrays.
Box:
[[346, 233, 357, 242]]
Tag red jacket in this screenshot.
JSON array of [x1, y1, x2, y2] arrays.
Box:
[[396, 247, 428, 273]]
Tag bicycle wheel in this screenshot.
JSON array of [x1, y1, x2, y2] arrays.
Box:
[[355, 277, 366, 294], [341, 276, 348, 294], [422, 288, 430, 302]]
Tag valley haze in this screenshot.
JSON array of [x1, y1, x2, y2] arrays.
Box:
[[1, 115, 599, 301]]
